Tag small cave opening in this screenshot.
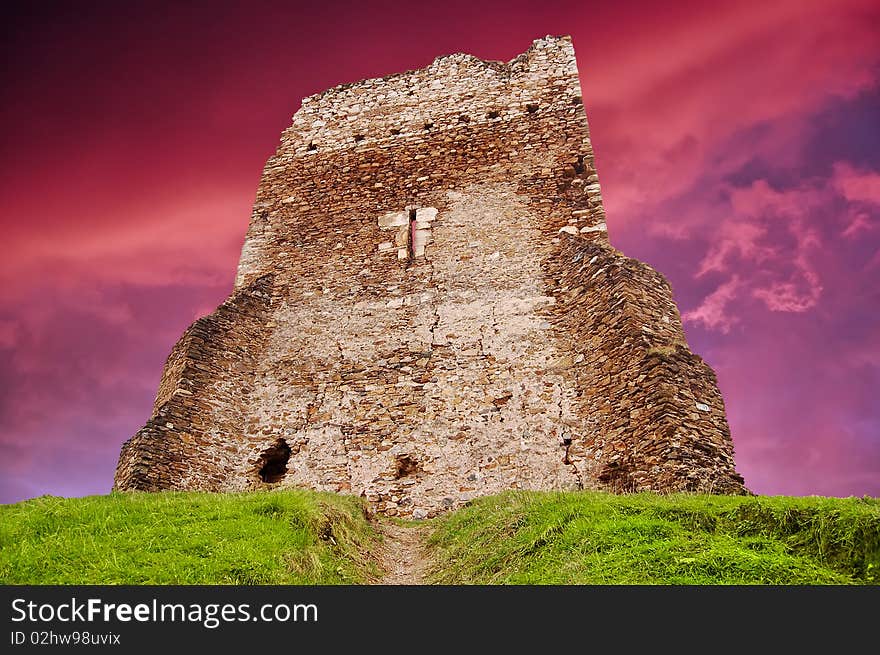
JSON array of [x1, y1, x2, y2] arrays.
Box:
[[487, 110, 500, 119], [423, 122, 434, 130], [393, 454, 420, 479], [526, 103, 539, 114], [354, 134, 365, 142], [458, 114, 470, 123], [258, 439, 292, 484], [307, 142, 317, 151]]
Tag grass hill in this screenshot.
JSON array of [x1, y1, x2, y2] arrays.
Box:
[[427, 491, 879, 584], [1, 490, 877, 585], [0, 491, 380, 584]]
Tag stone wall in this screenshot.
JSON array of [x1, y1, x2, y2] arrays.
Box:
[[114, 35, 745, 514], [114, 275, 273, 491], [545, 239, 744, 494]]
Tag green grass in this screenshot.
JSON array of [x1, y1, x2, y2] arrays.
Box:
[[0, 490, 381, 584], [2, 489, 878, 584], [426, 491, 880, 584]]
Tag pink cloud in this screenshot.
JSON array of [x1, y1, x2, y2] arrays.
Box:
[[686, 178, 829, 320], [586, 0, 880, 229], [833, 162, 880, 205], [683, 276, 742, 333], [0, 191, 249, 304], [833, 163, 880, 238], [696, 221, 773, 277], [752, 274, 822, 313], [842, 212, 875, 239]]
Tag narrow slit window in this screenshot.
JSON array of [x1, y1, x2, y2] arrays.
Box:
[[377, 207, 436, 263], [407, 208, 417, 261]]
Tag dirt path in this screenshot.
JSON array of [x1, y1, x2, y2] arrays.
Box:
[[376, 522, 431, 585]]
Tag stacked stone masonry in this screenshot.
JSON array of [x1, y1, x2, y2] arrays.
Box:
[[114, 36, 746, 516]]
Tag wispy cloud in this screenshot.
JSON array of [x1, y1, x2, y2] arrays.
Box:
[[683, 276, 742, 333]]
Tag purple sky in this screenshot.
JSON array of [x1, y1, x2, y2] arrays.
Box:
[[1, 0, 878, 502]]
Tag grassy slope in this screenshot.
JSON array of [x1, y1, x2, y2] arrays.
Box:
[[0, 491, 380, 584], [2, 490, 878, 585], [427, 491, 880, 584]]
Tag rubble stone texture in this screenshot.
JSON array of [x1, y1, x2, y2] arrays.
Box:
[[114, 36, 746, 516]]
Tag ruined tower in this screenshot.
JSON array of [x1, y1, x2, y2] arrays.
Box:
[[114, 36, 745, 516]]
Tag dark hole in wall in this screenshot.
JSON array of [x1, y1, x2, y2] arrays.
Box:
[[526, 103, 539, 113], [458, 114, 470, 123], [571, 96, 583, 105], [258, 439, 292, 483], [354, 134, 365, 142], [487, 110, 500, 119], [307, 142, 317, 151], [598, 461, 635, 493], [391, 128, 401, 135], [573, 155, 585, 174], [393, 454, 419, 479], [423, 122, 433, 130]]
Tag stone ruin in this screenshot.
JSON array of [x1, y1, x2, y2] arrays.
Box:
[[114, 35, 746, 516]]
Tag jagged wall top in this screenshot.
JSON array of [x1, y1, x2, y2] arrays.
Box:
[[235, 35, 601, 288], [276, 36, 583, 158]]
